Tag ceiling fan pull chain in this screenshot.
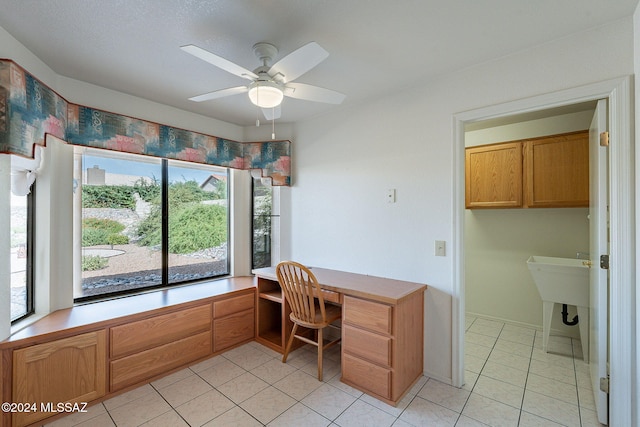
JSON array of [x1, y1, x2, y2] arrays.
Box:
[[272, 109, 276, 140], [256, 84, 260, 127]]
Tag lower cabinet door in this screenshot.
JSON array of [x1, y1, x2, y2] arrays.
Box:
[[214, 308, 255, 352], [110, 331, 211, 391], [342, 353, 391, 399], [12, 330, 107, 427]]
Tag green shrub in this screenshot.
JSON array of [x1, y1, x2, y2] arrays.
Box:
[[135, 206, 162, 248], [82, 218, 126, 246], [134, 179, 227, 253], [106, 234, 129, 246], [136, 204, 227, 254], [168, 204, 227, 254], [82, 185, 136, 209], [169, 180, 217, 205], [82, 228, 110, 247], [133, 177, 160, 202], [83, 218, 125, 234], [82, 255, 108, 271]]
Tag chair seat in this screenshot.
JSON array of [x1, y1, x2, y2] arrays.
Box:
[[290, 303, 341, 329]]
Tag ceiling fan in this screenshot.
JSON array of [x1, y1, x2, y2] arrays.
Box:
[[180, 41, 346, 121]]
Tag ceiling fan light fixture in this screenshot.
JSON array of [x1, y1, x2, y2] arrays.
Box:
[[248, 81, 284, 108]]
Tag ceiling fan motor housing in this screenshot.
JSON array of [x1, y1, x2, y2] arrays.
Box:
[[252, 42, 278, 66]]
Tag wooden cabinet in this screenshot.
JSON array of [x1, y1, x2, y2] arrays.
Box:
[[110, 304, 211, 359], [465, 130, 588, 209], [1, 277, 256, 427], [465, 142, 523, 208], [341, 294, 424, 405], [12, 331, 106, 427], [109, 304, 212, 391], [213, 293, 255, 352], [524, 132, 589, 207], [255, 277, 294, 353]]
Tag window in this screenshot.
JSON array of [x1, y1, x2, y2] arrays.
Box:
[[75, 148, 229, 301], [10, 183, 34, 323], [167, 160, 228, 283], [251, 177, 280, 269]]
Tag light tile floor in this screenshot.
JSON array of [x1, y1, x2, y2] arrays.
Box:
[[43, 318, 605, 426]]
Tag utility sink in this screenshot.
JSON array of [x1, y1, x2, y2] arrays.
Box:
[[527, 255, 590, 362]]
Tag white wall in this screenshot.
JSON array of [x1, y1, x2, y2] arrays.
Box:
[[289, 18, 634, 382], [0, 25, 59, 337], [466, 208, 589, 334], [465, 112, 592, 336], [633, 2, 640, 422], [465, 110, 594, 147]]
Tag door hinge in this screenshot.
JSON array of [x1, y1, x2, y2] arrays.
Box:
[[600, 131, 609, 147], [600, 376, 609, 394], [600, 255, 609, 270]]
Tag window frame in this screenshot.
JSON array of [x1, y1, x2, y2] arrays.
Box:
[[251, 177, 279, 269], [74, 149, 230, 303], [10, 183, 35, 324]]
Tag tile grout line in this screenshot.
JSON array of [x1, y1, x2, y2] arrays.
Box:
[[456, 318, 506, 426], [515, 329, 536, 426], [570, 336, 584, 427], [147, 381, 192, 427]]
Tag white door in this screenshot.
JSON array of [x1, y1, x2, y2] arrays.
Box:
[[589, 99, 608, 424]]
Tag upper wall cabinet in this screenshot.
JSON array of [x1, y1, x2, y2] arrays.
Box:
[[465, 130, 589, 209], [465, 142, 523, 209]]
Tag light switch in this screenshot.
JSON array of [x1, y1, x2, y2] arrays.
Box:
[[435, 240, 446, 256], [386, 189, 396, 203]]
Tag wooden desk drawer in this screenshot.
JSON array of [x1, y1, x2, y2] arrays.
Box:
[[343, 324, 391, 367], [342, 353, 391, 399], [214, 308, 255, 352], [110, 304, 211, 358], [214, 292, 254, 318], [320, 289, 342, 304], [110, 331, 211, 391], [343, 296, 392, 334]]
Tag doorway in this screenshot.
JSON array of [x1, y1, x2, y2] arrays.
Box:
[[451, 77, 634, 424], [463, 103, 594, 336]]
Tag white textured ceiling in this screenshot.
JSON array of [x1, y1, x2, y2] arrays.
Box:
[[0, 0, 637, 126]]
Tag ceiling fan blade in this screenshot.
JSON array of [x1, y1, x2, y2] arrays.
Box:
[[285, 82, 346, 104], [188, 86, 248, 102], [180, 44, 258, 81], [262, 105, 281, 120], [269, 42, 329, 84]]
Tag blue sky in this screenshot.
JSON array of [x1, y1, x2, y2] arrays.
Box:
[[84, 154, 226, 184]]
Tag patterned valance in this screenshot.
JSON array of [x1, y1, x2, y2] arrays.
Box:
[[0, 59, 291, 185]]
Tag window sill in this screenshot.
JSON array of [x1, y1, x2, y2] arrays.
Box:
[[2, 276, 255, 347]]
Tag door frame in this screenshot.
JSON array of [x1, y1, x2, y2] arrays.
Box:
[[452, 77, 634, 425]]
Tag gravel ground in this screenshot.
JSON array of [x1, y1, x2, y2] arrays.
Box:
[[80, 243, 228, 297], [82, 244, 209, 278]]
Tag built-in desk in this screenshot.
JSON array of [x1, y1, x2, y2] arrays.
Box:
[[252, 266, 427, 406]]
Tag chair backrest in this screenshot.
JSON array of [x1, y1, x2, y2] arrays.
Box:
[[276, 261, 328, 324]]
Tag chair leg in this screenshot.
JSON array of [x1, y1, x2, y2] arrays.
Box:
[[317, 327, 323, 381], [282, 324, 298, 363]]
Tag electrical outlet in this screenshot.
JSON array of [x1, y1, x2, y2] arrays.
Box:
[[435, 240, 446, 256]]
